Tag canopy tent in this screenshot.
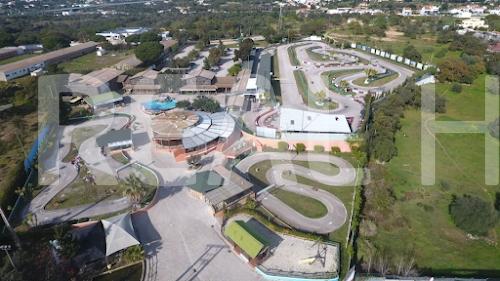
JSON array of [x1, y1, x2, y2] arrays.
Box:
[[101, 213, 140, 257]]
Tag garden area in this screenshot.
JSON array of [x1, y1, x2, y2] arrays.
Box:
[[352, 72, 398, 87]]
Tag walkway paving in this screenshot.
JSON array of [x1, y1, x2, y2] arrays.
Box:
[[235, 152, 357, 234]]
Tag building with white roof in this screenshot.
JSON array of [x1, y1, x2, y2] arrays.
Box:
[[96, 27, 151, 45], [279, 108, 351, 134]]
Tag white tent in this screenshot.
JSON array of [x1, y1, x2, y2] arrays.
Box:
[[101, 214, 140, 257]]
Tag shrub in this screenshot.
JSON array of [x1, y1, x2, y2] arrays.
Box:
[[293, 143, 306, 154], [449, 194, 497, 235], [313, 145, 325, 153], [330, 146, 341, 154], [176, 100, 191, 109], [495, 192, 500, 211], [451, 83, 462, 93], [277, 141, 289, 152]]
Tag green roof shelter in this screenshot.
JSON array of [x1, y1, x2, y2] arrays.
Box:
[[84, 91, 123, 109], [186, 171, 224, 194], [224, 220, 268, 259]]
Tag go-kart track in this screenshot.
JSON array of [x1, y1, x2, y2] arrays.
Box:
[[236, 152, 357, 234], [277, 41, 413, 131]]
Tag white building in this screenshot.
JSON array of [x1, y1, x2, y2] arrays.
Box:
[[279, 108, 351, 134], [96, 27, 151, 44], [415, 74, 435, 86], [420, 5, 440, 16], [401, 7, 413, 16], [489, 9, 500, 16], [460, 17, 489, 29]]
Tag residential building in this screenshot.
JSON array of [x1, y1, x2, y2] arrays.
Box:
[[419, 5, 439, 16], [180, 69, 235, 94], [68, 67, 124, 95], [123, 68, 162, 95], [460, 17, 489, 29], [401, 7, 413, 16], [0, 42, 98, 81]]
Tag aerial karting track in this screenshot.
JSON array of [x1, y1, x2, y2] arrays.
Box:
[[235, 152, 357, 234]]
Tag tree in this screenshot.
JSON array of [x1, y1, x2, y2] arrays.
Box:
[[339, 80, 348, 89], [176, 100, 191, 109], [234, 38, 254, 61], [364, 68, 378, 79], [122, 174, 146, 208], [293, 143, 306, 155], [187, 154, 202, 169], [134, 41, 163, 65], [140, 31, 160, 43], [449, 194, 497, 235], [403, 45, 422, 63], [207, 47, 223, 67], [437, 58, 473, 84], [0, 30, 15, 48], [451, 83, 462, 93], [191, 96, 220, 113], [314, 90, 326, 102], [89, 35, 106, 42], [41, 32, 71, 50], [125, 34, 141, 44], [202, 58, 211, 70]]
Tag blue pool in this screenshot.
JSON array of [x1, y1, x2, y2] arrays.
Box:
[[142, 98, 177, 113]]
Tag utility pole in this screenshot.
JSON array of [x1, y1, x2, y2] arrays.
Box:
[[0, 207, 21, 249]]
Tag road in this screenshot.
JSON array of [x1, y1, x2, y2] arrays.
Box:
[[277, 41, 413, 131], [235, 152, 356, 234], [25, 115, 132, 225]]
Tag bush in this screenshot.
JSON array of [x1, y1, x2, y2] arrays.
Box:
[[228, 63, 242, 76], [191, 96, 220, 113], [451, 83, 462, 93], [330, 146, 341, 154], [293, 143, 306, 154], [449, 194, 497, 236], [313, 145, 325, 153], [176, 100, 191, 109], [277, 141, 289, 152]]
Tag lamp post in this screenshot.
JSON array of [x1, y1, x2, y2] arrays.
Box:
[[0, 206, 21, 249]]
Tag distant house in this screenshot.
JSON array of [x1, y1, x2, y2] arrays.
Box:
[[224, 220, 269, 265], [96, 128, 133, 152], [401, 7, 413, 16], [160, 39, 178, 54], [180, 69, 235, 94], [123, 68, 162, 95], [415, 74, 435, 86], [420, 5, 439, 16], [96, 27, 151, 45]]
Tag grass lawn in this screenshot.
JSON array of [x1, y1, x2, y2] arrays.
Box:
[[271, 187, 328, 218], [287, 44, 306, 66], [357, 74, 500, 276], [59, 50, 133, 74], [321, 69, 363, 95], [352, 73, 398, 87], [93, 262, 143, 281], [293, 70, 338, 110]]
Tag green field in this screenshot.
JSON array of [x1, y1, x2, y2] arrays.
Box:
[[293, 70, 338, 110], [271, 187, 328, 218], [59, 50, 133, 73], [357, 74, 500, 276], [287, 44, 304, 66]]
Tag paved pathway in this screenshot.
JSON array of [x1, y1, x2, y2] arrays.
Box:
[[25, 115, 132, 225], [235, 152, 356, 234]]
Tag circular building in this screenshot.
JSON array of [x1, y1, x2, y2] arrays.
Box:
[[151, 110, 240, 159]]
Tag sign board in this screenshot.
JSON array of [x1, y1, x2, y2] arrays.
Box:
[[390, 54, 397, 60]]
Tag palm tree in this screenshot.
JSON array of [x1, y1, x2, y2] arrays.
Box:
[[122, 175, 145, 208], [364, 68, 378, 79]]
